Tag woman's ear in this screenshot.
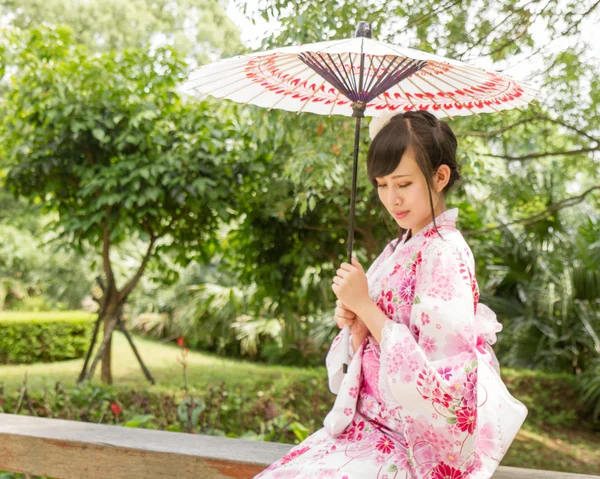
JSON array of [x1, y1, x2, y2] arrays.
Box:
[[434, 165, 451, 193]]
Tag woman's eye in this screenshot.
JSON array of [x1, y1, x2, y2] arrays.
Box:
[[376, 184, 386, 188], [398, 183, 411, 188]]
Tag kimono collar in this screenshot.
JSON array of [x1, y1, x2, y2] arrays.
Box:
[[402, 207, 459, 244]]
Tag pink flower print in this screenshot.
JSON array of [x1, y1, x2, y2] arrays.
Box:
[[344, 407, 353, 417], [456, 406, 477, 434], [431, 462, 465, 479], [375, 453, 387, 465], [375, 436, 395, 454], [436, 323, 442, 330], [421, 312, 430, 325], [424, 227, 439, 238], [341, 420, 365, 442], [408, 359, 419, 371], [421, 336, 437, 355], [438, 366, 453, 381], [476, 335, 487, 354], [387, 303, 396, 315], [349, 386, 358, 398], [443, 451, 461, 466], [385, 290, 393, 302], [279, 445, 310, 465], [462, 370, 477, 408], [411, 324, 421, 340], [398, 275, 416, 303]]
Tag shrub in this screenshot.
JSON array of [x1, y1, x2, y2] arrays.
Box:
[[0, 311, 94, 364]]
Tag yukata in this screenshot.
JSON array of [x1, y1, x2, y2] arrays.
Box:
[[255, 208, 527, 479]]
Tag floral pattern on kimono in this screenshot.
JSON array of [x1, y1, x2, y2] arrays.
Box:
[[254, 208, 527, 479]]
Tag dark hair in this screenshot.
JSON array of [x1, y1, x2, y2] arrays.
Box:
[[366, 110, 461, 249]]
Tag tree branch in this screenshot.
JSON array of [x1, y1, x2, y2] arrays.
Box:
[[456, 114, 600, 144], [102, 214, 116, 295], [464, 185, 600, 236], [481, 145, 600, 162], [118, 237, 156, 303]]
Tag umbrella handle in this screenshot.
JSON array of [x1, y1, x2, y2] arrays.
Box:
[[342, 325, 350, 374]]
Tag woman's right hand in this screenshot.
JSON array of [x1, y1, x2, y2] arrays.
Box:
[[334, 299, 369, 338]]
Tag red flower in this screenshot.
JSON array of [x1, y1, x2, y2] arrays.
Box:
[[411, 251, 423, 274], [177, 337, 184, 347], [375, 436, 395, 454], [456, 406, 477, 434], [431, 462, 465, 479], [110, 402, 122, 418], [384, 290, 393, 302]]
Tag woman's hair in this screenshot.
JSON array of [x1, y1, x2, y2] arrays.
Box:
[[366, 110, 461, 250]]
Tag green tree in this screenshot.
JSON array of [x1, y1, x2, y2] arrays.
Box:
[[0, 25, 239, 383], [0, 0, 243, 62]]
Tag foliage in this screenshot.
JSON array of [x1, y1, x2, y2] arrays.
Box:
[[0, 311, 95, 364], [0, 24, 244, 382], [0, 224, 93, 311], [0, 0, 244, 63]]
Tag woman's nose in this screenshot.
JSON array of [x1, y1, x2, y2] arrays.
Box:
[[388, 190, 401, 206]]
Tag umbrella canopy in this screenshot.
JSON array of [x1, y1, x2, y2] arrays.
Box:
[[182, 32, 539, 119], [181, 22, 540, 373]]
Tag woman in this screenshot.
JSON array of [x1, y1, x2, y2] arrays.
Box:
[[255, 110, 527, 479]]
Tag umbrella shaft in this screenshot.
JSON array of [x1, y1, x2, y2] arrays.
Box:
[[346, 116, 362, 263]]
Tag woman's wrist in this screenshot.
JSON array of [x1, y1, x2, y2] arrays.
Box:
[[355, 299, 389, 343]]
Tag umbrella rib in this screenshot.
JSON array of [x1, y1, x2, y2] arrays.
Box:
[[395, 80, 419, 112], [381, 41, 496, 84], [405, 75, 456, 120], [417, 74, 484, 118], [295, 77, 331, 115], [325, 53, 353, 95], [369, 57, 415, 99], [440, 71, 508, 115], [266, 65, 325, 111], [200, 55, 318, 105], [247, 66, 323, 109], [185, 54, 303, 91], [299, 52, 351, 99], [363, 54, 391, 96], [347, 53, 359, 97], [334, 52, 356, 96], [362, 54, 379, 96], [328, 89, 342, 117]]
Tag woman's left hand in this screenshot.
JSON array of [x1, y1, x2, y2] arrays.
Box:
[[331, 256, 371, 314]]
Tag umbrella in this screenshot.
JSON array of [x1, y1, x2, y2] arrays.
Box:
[[181, 21, 540, 373]]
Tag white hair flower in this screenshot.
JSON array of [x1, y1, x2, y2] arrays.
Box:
[[368, 110, 401, 141]]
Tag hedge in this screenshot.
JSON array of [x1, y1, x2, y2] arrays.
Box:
[[0, 311, 95, 364]]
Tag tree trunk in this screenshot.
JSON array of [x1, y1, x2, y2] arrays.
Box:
[[101, 313, 113, 384]]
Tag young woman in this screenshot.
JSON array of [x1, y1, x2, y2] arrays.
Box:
[[255, 110, 527, 479]]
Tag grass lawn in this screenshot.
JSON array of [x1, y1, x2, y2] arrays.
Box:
[[1, 332, 599, 475]]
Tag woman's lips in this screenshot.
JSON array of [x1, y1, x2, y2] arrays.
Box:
[[393, 211, 409, 219]]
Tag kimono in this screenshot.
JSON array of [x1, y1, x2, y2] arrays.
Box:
[[254, 208, 527, 479]]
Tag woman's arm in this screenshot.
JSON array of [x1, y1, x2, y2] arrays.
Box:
[[354, 301, 388, 344]]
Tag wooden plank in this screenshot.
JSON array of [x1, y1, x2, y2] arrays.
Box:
[[0, 414, 288, 479], [0, 414, 597, 479]]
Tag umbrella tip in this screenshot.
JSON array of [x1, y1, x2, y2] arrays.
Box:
[[354, 21, 372, 39]]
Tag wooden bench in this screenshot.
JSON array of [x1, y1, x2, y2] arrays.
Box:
[[0, 414, 596, 478]]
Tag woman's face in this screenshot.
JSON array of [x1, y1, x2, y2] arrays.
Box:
[[374, 147, 449, 235]]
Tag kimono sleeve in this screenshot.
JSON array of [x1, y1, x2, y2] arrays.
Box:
[[325, 327, 357, 395], [326, 238, 397, 395], [378, 240, 483, 477]]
